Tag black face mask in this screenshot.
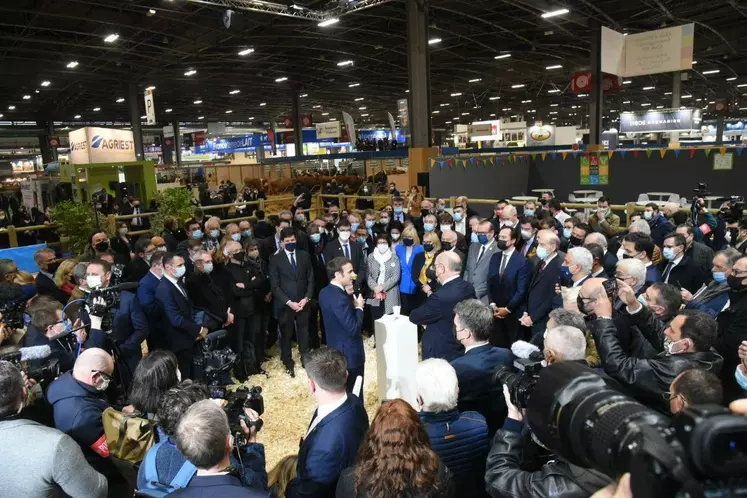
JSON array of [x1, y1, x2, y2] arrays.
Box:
[[47, 262, 60, 274], [728, 274, 747, 292], [496, 240, 509, 251], [95, 242, 109, 252], [442, 242, 453, 251], [569, 236, 583, 247], [233, 252, 245, 263]]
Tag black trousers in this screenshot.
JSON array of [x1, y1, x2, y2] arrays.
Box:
[[233, 316, 259, 373], [370, 302, 385, 332], [400, 292, 417, 315], [176, 346, 198, 380], [278, 305, 311, 369], [308, 298, 327, 349], [347, 365, 364, 395], [491, 314, 520, 349]]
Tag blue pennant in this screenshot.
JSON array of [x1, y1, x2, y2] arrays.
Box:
[[469, 157, 476, 166], [551, 153, 557, 160], [438, 160, 445, 169], [674, 149, 681, 158], [620, 150, 627, 159], [738, 148, 744, 157], [572, 151, 578, 159]]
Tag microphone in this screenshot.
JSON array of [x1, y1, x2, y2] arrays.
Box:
[[204, 329, 228, 344], [91, 282, 139, 294], [0, 345, 52, 363], [511, 340, 541, 360]]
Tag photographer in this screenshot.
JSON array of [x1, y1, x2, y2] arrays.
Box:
[[0, 361, 108, 498], [137, 381, 267, 494], [485, 380, 613, 498], [83, 259, 149, 387], [23, 294, 85, 373], [585, 278, 723, 411], [170, 399, 268, 497]]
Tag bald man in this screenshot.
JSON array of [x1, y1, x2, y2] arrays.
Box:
[[410, 251, 476, 361], [46, 349, 121, 484]]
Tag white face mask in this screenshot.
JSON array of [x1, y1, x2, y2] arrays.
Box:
[[338, 231, 351, 241], [86, 275, 103, 289], [440, 225, 452, 232], [391, 233, 401, 241], [377, 244, 389, 254]]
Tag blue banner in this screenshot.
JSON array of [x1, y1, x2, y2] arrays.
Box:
[[0, 243, 47, 273]]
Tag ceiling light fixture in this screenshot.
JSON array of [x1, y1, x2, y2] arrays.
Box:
[[198, 116, 204, 120], [469, 78, 481, 83], [66, 61, 79, 68], [300, 94, 308, 98], [348, 82, 360, 88], [318, 18, 339, 27], [148, 8, 156, 14], [702, 69, 720, 75], [494, 53, 511, 59], [248, 116, 255, 119], [22, 95, 30, 100], [641, 103, 651, 106], [337, 60, 354, 67], [489, 96, 500, 100], [511, 84, 525, 89], [322, 112, 329, 116], [275, 77, 288, 82], [116, 97, 125, 103], [623, 80, 632, 84], [93, 107, 100, 111], [664, 92, 672, 95], [548, 89, 560, 93], [681, 94, 692, 98], [521, 99, 532, 103], [104, 34, 119, 43], [259, 102, 266, 106], [184, 69, 197, 76], [193, 100, 202, 104], [229, 90, 241, 95], [74, 114, 81, 118], [727, 77, 737, 81], [550, 103, 559, 107], [546, 64, 563, 70], [7, 106, 15, 110], [692, 61, 698, 64], [225, 110, 233, 114], [165, 108, 172, 113], [355, 97, 364, 101], [361, 113, 369, 117], [450, 92, 462, 97], [140, 115, 146, 119], [291, 4, 303, 10], [146, 86, 156, 90], [41, 80, 51, 87], [642, 86, 655, 90], [541, 8, 570, 18], [358, 106, 366, 110], [238, 48, 254, 56], [461, 112, 469, 116], [428, 38, 442, 45], [623, 100, 631, 104], [432, 110, 440, 114], [313, 105, 321, 109]]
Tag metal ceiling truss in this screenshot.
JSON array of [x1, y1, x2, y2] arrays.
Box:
[[184, 0, 393, 21]]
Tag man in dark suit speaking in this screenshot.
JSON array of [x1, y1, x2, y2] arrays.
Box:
[[319, 257, 365, 393], [409, 251, 476, 361]]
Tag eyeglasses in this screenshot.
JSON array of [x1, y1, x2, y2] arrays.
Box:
[[662, 391, 683, 402], [729, 268, 747, 276]]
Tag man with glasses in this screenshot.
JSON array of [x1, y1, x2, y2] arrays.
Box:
[[660, 232, 707, 294], [666, 369, 722, 415], [46, 348, 126, 492]]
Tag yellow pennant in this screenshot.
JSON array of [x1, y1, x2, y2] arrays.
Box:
[[562, 152, 568, 160], [720, 147, 727, 156], [608, 151, 614, 160], [659, 149, 667, 159]]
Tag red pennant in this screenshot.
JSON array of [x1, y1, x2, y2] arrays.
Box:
[[632, 150, 639, 159], [689, 149, 696, 158]]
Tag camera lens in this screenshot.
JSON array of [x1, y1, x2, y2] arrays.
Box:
[[493, 365, 518, 390]]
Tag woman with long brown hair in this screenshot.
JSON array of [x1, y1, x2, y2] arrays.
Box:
[[336, 399, 453, 498]]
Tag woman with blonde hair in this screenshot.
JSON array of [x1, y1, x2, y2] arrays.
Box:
[[268, 454, 297, 498], [336, 399, 453, 498], [412, 231, 442, 300], [406, 186, 423, 218], [395, 225, 423, 315], [53, 259, 78, 297]]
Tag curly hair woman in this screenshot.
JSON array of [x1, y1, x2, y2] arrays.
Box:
[[335, 398, 453, 498]]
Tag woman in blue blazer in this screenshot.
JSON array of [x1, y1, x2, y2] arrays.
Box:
[[396, 225, 424, 315]]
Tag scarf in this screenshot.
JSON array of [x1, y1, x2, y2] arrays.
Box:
[[373, 249, 392, 285], [693, 281, 730, 305]]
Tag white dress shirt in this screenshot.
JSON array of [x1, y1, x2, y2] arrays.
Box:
[[306, 394, 348, 437], [331, 281, 363, 310], [455, 219, 467, 235], [164, 273, 186, 297], [465, 341, 490, 353]]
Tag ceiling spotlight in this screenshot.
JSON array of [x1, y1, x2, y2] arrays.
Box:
[[165, 108, 173, 113], [664, 91, 672, 95], [656, 105, 664, 109], [541, 8, 570, 18], [291, 4, 304, 10], [229, 90, 241, 95], [248, 116, 254, 119], [225, 110, 233, 114], [348, 82, 360, 88], [35, 90, 39, 94], [461, 112, 470, 116], [692, 61, 698, 64], [198, 116, 204, 120], [275, 77, 288, 82], [74, 114, 81, 118], [429, 38, 442, 45], [313, 105, 322, 109], [318, 18, 339, 27], [93, 107, 100, 111], [727, 77, 737, 81], [259, 102, 266, 106], [358, 106, 367, 110], [140, 115, 146, 119], [193, 100, 203, 104], [146, 85, 156, 90], [432, 110, 440, 114], [337, 60, 354, 67], [450, 92, 462, 97], [104, 34, 119, 43], [66, 61, 79, 68], [502, 108, 511, 111], [577, 93, 588, 97], [623, 100, 631, 104], [494, 53, 511, 60], [642, 86, 655, 90], [641, 103, 651, 107], [681, 94, 692, 99], [355, 97, 364, 101], [545, 64, 563, 70], [322, 112, 329, 116], [361, 113, 369, 117], [511, 84, 525, 89], [550, 103, 559, 107], [489, 96, 500, 100], [548, 89, 560, 93], [238, 48, 254, 56], [623, 80, 632, 84], [148, 8, 156, 15], [22, 95, 30, 100], [702, 69, 720, 75], [738, 84, 747, 88], [300, 94, 308, 98], [469, 78, 481, 83], [8, 106, 16, 110], [41, 80, 51, 87], [184, 69, 197, 76], [116, 97, 125, 103], [521, 99, 532, 103]]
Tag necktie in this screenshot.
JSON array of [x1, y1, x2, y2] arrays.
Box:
[[476, 246, 485, 264], [178, 279, 188, 297], [662, 262, 674, 282], [344, 244, 350, 259], [500, 253, 509, 277], [290, 252, 297, 273], [539, 261, 546, 272]]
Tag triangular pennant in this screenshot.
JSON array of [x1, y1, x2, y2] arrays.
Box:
[[674, 149, 681, 158], [562, 152, 568, 160], [720, 147, 727, 156], [659, 149, 666, 159], [705, 149, 712, 157], [475, 157, 482, 166], [500, 156, 506, 166], [551, 153, 557, 160], [620, 150, 627, 159], [438, 161, 445, 169], [608, 151, 614, 160], [447, 159, 454, 168], [633, 150, 639, 159], [531, 153, 537, 160], [469, 157, 476, 166], [429, 159, 436, 169], [573, 151, 578, 159], [689, 149, 696, 158], [738, 148, 744, 157], [461, 159, 468, 169], [646, 150, 653, 158], [542, 153, 547, 160], [595, 151, 603, 157]]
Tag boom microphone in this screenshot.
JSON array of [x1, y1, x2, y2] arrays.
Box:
[[0, 345, 52, 363], [91, 282, 139, 294], [48, 323, 89, 342]]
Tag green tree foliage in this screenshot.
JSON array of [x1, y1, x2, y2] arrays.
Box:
[[150, 187, 194, 234], [51, 201, 100, 254]]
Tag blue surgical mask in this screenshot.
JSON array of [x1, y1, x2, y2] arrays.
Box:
[[470, 232, 479, 244], [192, 230, 203, 240], [310, 233, 321, 243], [662, 247, 676, 261], [351, 223, 360, 232], [175, 266, 186, 278], [477, 234, 489, 245], [243, 230, 252, 238], [559, 265, 573, 281], [735, 366, 747, 391], [536, 246, 549, 260], [365, 220, 374, 229], [231, 233, 241, 242], [357, 236, 367, 244], [285, 242, 297, 252], [713, 271, 727, 283], [394, 207, 403, 214], [524, 209, 535, 217], [454, 213, 463, 222], [637, 294, 648, 307], [203, 262, 214, 274], [643, 211, 653, 221], [423, 223, 435, 232], [563, 228, 572, 239]]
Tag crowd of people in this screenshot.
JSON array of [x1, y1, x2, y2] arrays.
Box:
[[1, 184, 747, 498]]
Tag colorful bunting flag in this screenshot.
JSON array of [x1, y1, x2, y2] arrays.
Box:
[[738, 148, 744, 157], [429, 159, 436, 169], [632, 150, 639, 159], [551, 153, 557, 160], [720, 147, 727, 156], [500, 156, 506, 166], [620, 150, 627, 159], [689, 149, 696, 158], [562, 152, 568, 160], [542, 153, 547, 160], [659, 149, 666, 159], [645, 150, 653, 158], [674, 150, 681, 158], [705, 149, 712, 157], [447, 159, 454, 168], [531, 153, 537, 160], [573, 151, 578, 159], [469, 157, 476, 166], [438, 161, 445, 169], [608, 151, 614, 160]]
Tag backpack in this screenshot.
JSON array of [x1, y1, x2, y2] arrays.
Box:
[[102, 407, 156, 463], [136, 442, 197, 497]]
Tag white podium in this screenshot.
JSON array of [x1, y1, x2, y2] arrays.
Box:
[[374, 314, 419, 409]]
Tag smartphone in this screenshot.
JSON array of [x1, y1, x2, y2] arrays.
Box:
[[602, 278, 618, 299]]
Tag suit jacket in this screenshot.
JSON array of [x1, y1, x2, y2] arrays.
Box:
[[716, 290, 747, 403], [186, 271, 230, 322], [84, 290, 149, 357], [138, 271, 167, 349], [487, 250, 531, 312], [526, 254, 562, 323], [451, 344, 514, 436], [122, 257, 150, 283], [127, 206, 151, 230], [660, 255, 708, 294], [309, 242, 329, 294], [287, 396, 369, 498], [603, 251, 619, 278], [464, 241, 498, 304], [323, 239, 366, 292], [269, 250, 314, 305], [645, 263, 662, 287], [519, 236, 538, 260], [155, 277, 202, 352], [649, 215, 674, 247], [319, 284, 364, 368], [409, 277, 476, 361], [169, 475, 268, 498], [35, 272, 69, 305], [686, 242, 714, 278]]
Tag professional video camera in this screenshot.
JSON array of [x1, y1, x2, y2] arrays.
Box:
[[493, 351, 544, 409], [225, 386, 265, 442], [717, 195, 746, 225], [525, 361, 747, 498], [0, 282, 27, 330], [0, 349, 60, 387], [193, 329, 237, 399], [85, 282, 138, 331]]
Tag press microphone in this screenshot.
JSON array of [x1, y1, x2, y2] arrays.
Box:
[[0, 345, 52, 363], [91, 282, 139, 294], [204, 329, 228, 344], [511, 340, 542, 360]]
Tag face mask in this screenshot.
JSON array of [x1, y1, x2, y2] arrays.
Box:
[[496, 240, 509, 251], [440, 225, 453, 233], [285, 242, 297, 252], [453, 213, 463, 222], [243, 230, 252, 238], [403, 237, 414, 247], [536, 246, 549, 260], [380, 218, 390, 225], [47, 262, 60, 274], [563, 228, 572, 239], [576, 294, 591, 315], [725, 231, 733, 244], [356, 236, 366, 244], [192, 230, 203, 240], [637, 294, 648, 307], [423, 223, 435, 232], [87, 275, 102, 289], [394, 206, 403, 214], [96, 377, 111, 392], [524, 209, 535, 217], [471, 232, 479, 244], [391, 233, 401, 241], [203, 262, 214, 274], [175, 266, 186, 278], [377, 244, 389, 254], [351, 223, 360, 232], [728, 274, 747, 292], [478, 234, 489, 245], [643, 211, 653, 221], [210, 229, 220, 239], [331, 213, 339, 220], [569, 236, 583, 247], [119, 227, 128, 235], [662, 247, 676, 261], [310, 233, 322, 243], [521, 230, 533, 241], [296, 215, 305, 223], [339, 231, 351, 242], [666, 339, 688, 355], [423, 243, 434, 252], [713, 271, 727, 283], [502, 220, 515, 228], [437, 204, 446, 212], [95, 241, 109, 252], [231, 233, 241, 242], [560, 265, 573, 281], [735, 366, 747, 391], [442, 241, 453, 251]]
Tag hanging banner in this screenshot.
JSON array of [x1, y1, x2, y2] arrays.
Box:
[[194, 130, 206, 147], [526, 124, 556, 146], [163, 125, 174, 138], [143, 89, 156, 125], [602, 24, 695, 77], [397, 98, 409, 142], [315, 121, 341, 139], [68, 127, 136, 165], [580, 154, 609, 185], [619, 109, 701, 134], [388, 112, 397, 142], [342, 112, 356, 147]]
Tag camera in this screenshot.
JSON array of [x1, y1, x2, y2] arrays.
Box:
[[0, 300, 26, 330], [193, 329, 237, 398], [693, 182, 711, 198], [493, 352, 544, 409], [0, 350, 60, 387], [225, 386, 265, 441], [86, 287, 121, 332], [525, 361, 747, 498], [717, 195, 745, 224]]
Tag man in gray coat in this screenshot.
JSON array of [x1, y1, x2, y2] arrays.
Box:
[[464, 220, 498, 304], [0, 361, 107, 498]]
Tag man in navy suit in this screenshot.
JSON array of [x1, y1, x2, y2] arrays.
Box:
[[622, 232, 662, 288], [451, 299, 513, 436], [82, 259, 149, 387], [520, 229, 563, 343], [409, 251, 476, 361], [287, 347, 369, 498], [137, 252, 167, 351], [319, 257, 365, 393], [323, 220, 366, 293], [487, 226, 531, 347], [34, 247, 68, 305], [155, 253, 209, 378]]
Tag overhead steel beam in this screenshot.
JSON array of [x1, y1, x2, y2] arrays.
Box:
[[185, 0, 393, 21]]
